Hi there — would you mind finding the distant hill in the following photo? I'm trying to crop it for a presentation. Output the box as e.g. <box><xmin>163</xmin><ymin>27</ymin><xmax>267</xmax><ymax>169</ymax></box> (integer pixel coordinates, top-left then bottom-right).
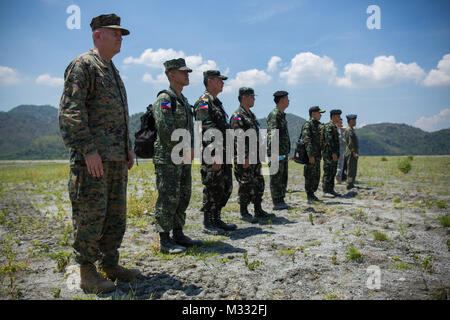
<box><xmin>0</xmin><ymin>105</ymin><xmax>449</xmax><ymax>160</ymax></box>
<box><xmin>0</xmin><ymin>105</ymin><xmax>68</xmax><ymax>159</ymax></box>
<box><xmin>358</xmin><ymin>123</ymin><xmax>450</xmax><ymax>155</ymax></box>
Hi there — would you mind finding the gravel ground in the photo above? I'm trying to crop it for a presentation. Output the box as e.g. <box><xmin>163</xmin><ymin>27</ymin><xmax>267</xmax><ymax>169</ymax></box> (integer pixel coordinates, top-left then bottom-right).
<box><xmin>0</xmin><ymin>157</ymin><xmax>449</xmax><ymax>300</ymax></box>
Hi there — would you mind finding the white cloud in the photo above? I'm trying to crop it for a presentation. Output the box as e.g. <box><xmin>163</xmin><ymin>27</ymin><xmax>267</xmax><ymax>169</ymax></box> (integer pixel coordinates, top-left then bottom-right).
<box><xmin>267</xmin><ymin>56</ymin><xmax>282</xmax><ymax>72</ymax></box>
<box><xmin>223</xmin><ymin>69</ymin><xmax>272</xmax><ymax>93</ymax></box>
<box><xmin>0</xmin><ymin>66</ymin><xmax>21</xmax><ymax>85</ymax></box>
<box><xmin>124</xmin><ymin>48</ymin><xmax>183</xmax><ymax>68</ymax></box>
<box><xmin>35</xmin><ymin>74</ymin><xmax>64</xmax><ymax>87</ymax></box>
<box><xmin>279</xmin><ymin>52</ymin><xmax>337</xmax><ymax>85</ymax></box>
<box><xmin>414</xmin><ymin>108</ymin><xmax>450</xmax><ymax>132</ymax></box>
<box><xmin>142</xmin><ymin>72</ymin><xmax>168</xmax><ymax>85</ymax></box>
<box><xmin>124</xmin><ymin>48</ymin><xmax>219</xmax><ymax>85</ymax></box>
<box><xmin>336</xmin><ymin>55</ymin><xmax>426</xmax><ymax>88</ymax></box>
<box><xmin>422</xmin><ymin>54</ymin><xmax>450</xmax><ymax>87</ymax></box>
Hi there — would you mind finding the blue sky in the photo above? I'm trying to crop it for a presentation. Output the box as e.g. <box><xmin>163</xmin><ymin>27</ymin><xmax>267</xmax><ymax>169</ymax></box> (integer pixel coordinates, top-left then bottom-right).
<box><xmin>1</xmin><ymin>0</ymin><xmax>449</xmax><ymax>131</ymax></box>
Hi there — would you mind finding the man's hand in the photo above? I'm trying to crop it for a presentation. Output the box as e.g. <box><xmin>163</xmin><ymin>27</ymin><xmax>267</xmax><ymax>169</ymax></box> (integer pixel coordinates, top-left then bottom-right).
<box><xmin>212</xmin><ymin>156</ymin><xmax>222</xmax><ymax>171</ymax></box>
<box><xmin>128</xmin><ymin>150</ymin><xmax>134</xmax><ymax>170</ymax></box>
<box><xmin>243</xmin><ymin>158</ymin><xmax>250</xmax><ymax>169</ymax></box>
<box><xmin>181</xmin><ymin>149</ymin><xmax>195</xmax><ymax>165</ymax></box>
<box><xmin>309</xmin><ymin>156</ymin><xmax>315</xmax><ymax>164</ymax></box>
<box><xmin>353</xmin><ymin>152</ymin><xmax>359</xmax><ymax>159</ymax></box>
<box><xmin>332</xmin><ymin>154</ymin><xmax>338</xmax><ymax>162</ymax></box>
<box><xmin>85</xmin><ymin>152</ymin><xmax>103</xmax><ymax>178</ymax></box>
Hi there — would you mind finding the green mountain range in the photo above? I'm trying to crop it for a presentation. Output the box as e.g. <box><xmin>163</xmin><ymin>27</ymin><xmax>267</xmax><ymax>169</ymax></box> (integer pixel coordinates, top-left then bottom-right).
<box><xmin>0</xmin><ymin>105</ymin><xmax>449</xmax><ymax>160</ymax></box>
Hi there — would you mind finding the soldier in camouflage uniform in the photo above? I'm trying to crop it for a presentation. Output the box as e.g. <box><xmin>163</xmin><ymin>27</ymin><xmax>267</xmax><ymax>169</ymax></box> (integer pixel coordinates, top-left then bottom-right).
<box><xmin>230</xmin><ymin>87</ymin><xmax>274</xmax><ymax>222</ymax></box>
<box><xmin>336</xmin><ymin>118</ymin><xmax>347</xmax><ymax>184</ymax></box>
<box><xmin>345</xmin><ymin>114</ymin><xmax>359</xmax><ymax>190</ymax></box>
<box><xmin>152</xmin><ymin>58</ymin><xmax>202</xmax><ymax>254</ymax></box>
<box><xmin>267</xmin><ymin>91</ymin><xmax>291</xmax><ymax>210</ymax></box>
<box><xmin>321</xmin><ymin>109</ymin><xmax>342</xmax><ymax>196</ymax></box>
<box><xmin>59</xmin><ymin>14</ymin><xmax>140</xmax><ymax>294</ymax></box>
<box><xmin>301</xmin><ymin>106</ymin><xmax>325</xmax><ymax>203</ymax></box>
<box><xmin>194</xmin><ymin>70</ymin><xmax>237</xmax><ymax>235</ymax></box>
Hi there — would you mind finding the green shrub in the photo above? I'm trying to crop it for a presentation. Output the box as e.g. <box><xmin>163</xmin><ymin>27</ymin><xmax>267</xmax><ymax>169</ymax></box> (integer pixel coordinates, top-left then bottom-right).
<box><xmin>398</xmin><ymin>158</ymin><xmax>412</xmax><ymax>174</ymax></box>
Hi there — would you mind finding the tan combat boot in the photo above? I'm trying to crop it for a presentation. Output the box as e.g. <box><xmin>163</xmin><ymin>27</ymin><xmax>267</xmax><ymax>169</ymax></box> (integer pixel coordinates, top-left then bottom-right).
<box><xmin>100</xmin><ymin>265</ymin><xmax>141</xmax><ymax>282</ymax></box>
<box><xmin>80</xmin><ymin>263</ymin><xmax>115</xmax><ymax>294</ymax></box>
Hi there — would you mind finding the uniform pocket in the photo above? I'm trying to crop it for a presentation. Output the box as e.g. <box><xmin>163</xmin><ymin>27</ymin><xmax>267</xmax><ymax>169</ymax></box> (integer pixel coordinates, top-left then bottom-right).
<box><xmin>68</xmin><ymin>165</ymin><xmax>84</xmax><ymax>202</ymax></box>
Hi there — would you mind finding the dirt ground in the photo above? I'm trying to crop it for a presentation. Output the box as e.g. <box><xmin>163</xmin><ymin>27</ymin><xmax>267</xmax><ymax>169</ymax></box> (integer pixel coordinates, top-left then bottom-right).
<box><xmin>0</xmin><ymin>156</ymin><xmax>449</xmax><ymax>300</ymax></box>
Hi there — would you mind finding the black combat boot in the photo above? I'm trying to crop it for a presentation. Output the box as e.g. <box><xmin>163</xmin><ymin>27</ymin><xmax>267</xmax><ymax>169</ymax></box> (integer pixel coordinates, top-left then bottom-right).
<box><xmin>203</xmin><ymin>211</ymin><xmax>226</xmax><ymax>235</ymax></box>
<box><xmin>273</xmin><ymin>197</ymin><xmax>288</xmax><ymax>210</ymax></box>
<box><xmin>307</xmin><ymin>192</ymin><xmax>319</xmax><ymax>203</ymax></box>
<box><xmin>212</xmin><ymin>210</ymin><xmax>237</xmax><ymax>231</ymax></box>
<box><xmin>240</xmin><ymin>202</ymin><xmax>257</xmax><ymax>223</ymax></box>
<box><xmin>159</xmin><ymin>232</ymin><xmax>186</xmax><ymax>254</ymax></box>
<box><xmin>329</xmin><ymin>190</ymin><xmax>341</xmax><ymax>197</ymax></box>
<box><xmin>173</xmin><ymin>229</ymin><xmax>202</xmax><ymax>248</ymax></box>
<box><xmin>254</xmin><ymin>201</ymin><xmax>275</xmax><ymax>219</ymax></box>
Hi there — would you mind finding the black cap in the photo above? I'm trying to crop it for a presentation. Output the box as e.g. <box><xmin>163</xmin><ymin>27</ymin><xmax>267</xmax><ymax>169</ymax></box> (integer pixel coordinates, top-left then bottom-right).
<box><xmin>330</xmin><ymin>109</ymin><xmax>342</xmax><ymax>116</ymax></box>
<box><xmin>346</xmin><ymin>114</ymin><xmax>357</xmax><ymax>120</ymax></box>
<box><xmin>273</xmin><ymin>90</ymin><xmax>289</xmax><ymax>97</ymax></box>
<box><xmin>203</xmin><ymin>70</ymin><xmax>228</xmax><ymax>80</ymax></box>
<box><xmin>309</xmin><ymin>106</ymin><xmax>325</xmax><ymax>114</ymax></box>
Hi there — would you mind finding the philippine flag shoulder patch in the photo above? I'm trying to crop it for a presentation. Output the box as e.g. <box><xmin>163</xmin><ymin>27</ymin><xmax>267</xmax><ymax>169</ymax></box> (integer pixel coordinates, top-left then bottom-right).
<box><xmin>161</xmin><ymin>102</ymin><xmax>171</xmax><ymax>110</ymax></box>
<box><xmin>234</xmin><ymin>115</ymin><xmax>242</xmax><ymax>121</ymax></box>
<box><xmin>199</xmin><ymin>103</ymin><xmax>208</xmax><ymax>110</ymax></box>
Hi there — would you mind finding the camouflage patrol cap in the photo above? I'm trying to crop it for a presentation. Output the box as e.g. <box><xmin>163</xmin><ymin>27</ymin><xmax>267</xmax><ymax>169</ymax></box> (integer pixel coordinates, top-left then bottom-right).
<box><xmin>330</xmin><ymin>109</ymin><xmax>342</xmax><ymax>116</ymax></box>
<box><xmin>90</xmin><ymin>14</ymin><xmax>130</xmax><ymax>36</ymax></box>
<box><xmin>309</xmin><ymin>106</ymin><xmax>325</xmax><ymax>114</ymax></box>
<box><xmin>273</xmin><ymin>90</ymin><xmax>289</xmax><ymax>97</ymax></box>
<box><xmin>239</xmin><ymin>87</ymin><xmax>257</xmax><ymax>96</ymax></box>
<box><xmin>164</xmin><ymin>58</ymin><xmax>193</xmax><ymax>72</ymax></box>
<box><xmin>203</xmin><ymin>70</ymin><xmax>228</xmax><ymax>80</ymax></box>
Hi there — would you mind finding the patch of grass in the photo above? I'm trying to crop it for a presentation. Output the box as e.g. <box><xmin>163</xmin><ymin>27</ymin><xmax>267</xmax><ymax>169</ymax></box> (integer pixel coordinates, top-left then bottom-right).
<box><xmin>351</xmin><ymin>226</ymin><xmax>363</xmax><ymax>236</ymax></box>
<box><xmin>436</xmin><ymin>214</ymin><xmax>450</xmax><ymax>227</ymax></box>
<box><xmin>381</xmin><ymin>157</ymin><xmax>388</xmax><ymax>161</ymax></box>
<box><xmin>345</xmin><ymin>245</ymin><xmax>363</xmax><ymax>263</ymax></box>
<box><xmin>48</xmin><ymin>250</ymin><xmax>72</xmax><ymax>272</ymax></box>
<box><xmin>127</xmin><ymin>187</ymin><xmax>158</xmax><ymax>219</ymax></box>
<box><xmin>372</xmin><ymin>230</ymin><xmax>388</xmax><ymax>241</ymax></box>
<box><xmin>436</xmin><ymin>202</ymin><xmax>447</xmax><ymax>209</ymax></box>
<box><xmin>391</xmin><ymin>262</ymin><xmax>413</xmax><ymax>270</ymax></box>
<box><xmin>0</xmin><ymin>235</ymin><xmax>28</xmax><ymax>299</ymax></box>
<box><xmin>279</xmin><ymin>248</ymin><xmax>297</xmax><ymax>256</ymax></box>
<box><xmin>322</xmin><ymin>292</ymin><xmax>343</xmax><ymax>300</ymax></box>
<box><xmin>149</xmin><ymin>242</ymin><xmax>217</xmax><ymax>261</ymax></box>
<box><xmin>243</xmin><ymin>252</ymin><xmax>263</xmax><ymax>271</ymax></box>
<box><xmin>422</xmin><ymin>257</ymin><xmax>433</xmax><ymax>274</ymax></box>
